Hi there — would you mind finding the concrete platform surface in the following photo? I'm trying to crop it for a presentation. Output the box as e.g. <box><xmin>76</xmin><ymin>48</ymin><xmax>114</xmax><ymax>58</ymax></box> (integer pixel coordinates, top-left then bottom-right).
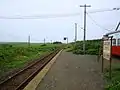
<box><xmin>36</xmin><ymin>51</ymin><xmax>104</xmax><ymax>90</ymax></box>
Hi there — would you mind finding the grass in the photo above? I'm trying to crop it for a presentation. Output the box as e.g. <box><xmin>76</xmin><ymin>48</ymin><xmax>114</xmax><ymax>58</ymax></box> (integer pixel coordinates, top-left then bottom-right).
<box><xmin>64</xmin><ymin>44</ymin><xmax>73</xmax><ymax>52</ymax></box>
<box><xmin>104</xmin><ymin>63</ymin><xmax>120</xmax><ymax>90</ymax></box>
<box><xmin>0</xmin><ymin>43</ymin><xmax>61</xmax><ymax>77</ymax></box>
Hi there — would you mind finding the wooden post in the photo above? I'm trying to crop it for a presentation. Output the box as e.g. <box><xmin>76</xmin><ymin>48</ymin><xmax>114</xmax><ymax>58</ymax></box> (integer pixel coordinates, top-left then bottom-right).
<box><xmin>101</xmin><ymin>38</ymin><xmax>104</xmax><ymax>73</ymax></box>
<box><xmin>109</xmin><ymin>36</ymin><xmax>113</xmax><ymax>80</ymax></box>
<box><xmin>98</xmin><ymin>39</ymin><xmax>103</xmax><ymax>62</ymax></box>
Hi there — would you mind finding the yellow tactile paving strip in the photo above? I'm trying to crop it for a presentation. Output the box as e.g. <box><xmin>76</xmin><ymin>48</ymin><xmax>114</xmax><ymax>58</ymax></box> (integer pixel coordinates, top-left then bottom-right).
<box><xmin>23</xmin><ymin>50</ymin><xmax>63</xmax><ymax>90</ymax></box>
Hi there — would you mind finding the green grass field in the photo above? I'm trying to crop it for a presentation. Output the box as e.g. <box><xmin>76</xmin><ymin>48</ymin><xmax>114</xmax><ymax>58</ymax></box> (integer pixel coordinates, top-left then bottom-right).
<box><xmin>0</xmin><ymin>43</ymin><xmax>62</xmax><ymax>78</ymax></box>
<box><xmin>104</xmin><ymin>62</ymin><xmax>120</xmax><ymax>90</ymax></box>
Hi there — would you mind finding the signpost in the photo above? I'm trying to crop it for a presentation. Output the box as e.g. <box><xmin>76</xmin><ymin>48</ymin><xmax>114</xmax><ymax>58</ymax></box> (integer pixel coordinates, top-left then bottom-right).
<box><xmin>64</xmin><ymin>37</ymin><xmax>68</xmax><ymax>44</ymax></box>
<box><xmin>64</xmin><ymin>37</ymin><xmax>67</xmax><ymax>40</ymax></box>
<box><xmin>102</xmin><ymin>36</ymin><xmax>113</xmax><ymax>79</ymax></box>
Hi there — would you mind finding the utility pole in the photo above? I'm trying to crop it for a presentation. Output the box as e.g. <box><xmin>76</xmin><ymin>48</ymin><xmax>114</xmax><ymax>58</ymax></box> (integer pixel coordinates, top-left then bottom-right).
<box><xmin>80</xmin><ymin>4</ymin><xmax>91</xmax><ymax>54</ymax></box>
<box><xmin>28</xmin><ymin>35</ymin><xmax>30</xmax><ymax>47</ymax></box>
<box><xmin>67</xmin><ymin>37</ymin><xmax>68</xmax><ymax>44</ymax></box>
<box><xmin>51</xmin><ymin>40</ymin><xmax>52</xmax><ymax>44</ymax></box>
<box><xmin>75</xmin><ymin>23</ymin><xmax>77</xmax><ymax>42</ymax></box>
<box><xmin>44</xmin><ymin>38</ymin><xmax>46</xmax><ymax>45</ymax></box>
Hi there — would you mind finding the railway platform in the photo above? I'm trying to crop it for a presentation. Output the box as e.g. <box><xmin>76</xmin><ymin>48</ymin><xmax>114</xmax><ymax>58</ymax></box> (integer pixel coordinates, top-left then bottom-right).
<box><xmin>24</xmin><ymin>50</ymin><xmax>104</xmax><ymax>90</ymax></box>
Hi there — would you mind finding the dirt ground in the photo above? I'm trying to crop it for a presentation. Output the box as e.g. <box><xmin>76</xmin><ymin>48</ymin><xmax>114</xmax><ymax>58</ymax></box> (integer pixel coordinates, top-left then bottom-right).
<box><xmin>36</xmin><ymin>51</ymin><xmax>104</xmax><ymax>90</ymax></box>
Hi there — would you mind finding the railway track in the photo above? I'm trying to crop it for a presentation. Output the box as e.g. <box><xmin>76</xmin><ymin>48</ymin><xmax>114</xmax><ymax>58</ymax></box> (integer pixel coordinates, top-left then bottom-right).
<box><xmin>0</xmin><ymin>49</ymin><xmax>60</xmax><ymax>90</ymax></box>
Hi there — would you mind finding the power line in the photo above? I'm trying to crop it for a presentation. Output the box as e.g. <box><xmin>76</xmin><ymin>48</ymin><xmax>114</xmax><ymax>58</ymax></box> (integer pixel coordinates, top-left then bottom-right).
<box><xmin>0</xmin><ymin>7</ymin><xmax>119</xmax><ymax>19</ymax></box>
<box><xmin>0</xmin><ymin>8</ymin><xmax>118</xmax><ymax>20</ymax></box>
<box><xmin>88</xmin><ymin>8</ymin><xmax>120</xmax><ymax>14</ymax></box>
<box><xmin>0</xmin><ymin>13</ymin><xmax>80</xmax><ymax>19</ymax></box>
<box><xmin>86</xmin><ymin>13</ymin><xmax>112</xmax><ymax>31</ymax></box>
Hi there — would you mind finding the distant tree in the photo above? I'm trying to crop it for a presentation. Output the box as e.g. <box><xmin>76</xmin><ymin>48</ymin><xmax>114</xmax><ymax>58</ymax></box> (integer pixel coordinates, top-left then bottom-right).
<box><xmin>53</xmin><ymin>41</ymin><xmax>62</xmax><ymax>44</ymax></box>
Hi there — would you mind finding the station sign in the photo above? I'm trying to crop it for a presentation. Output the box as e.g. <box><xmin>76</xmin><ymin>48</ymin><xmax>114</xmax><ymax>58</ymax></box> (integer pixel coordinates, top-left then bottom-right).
<box><xmin>103</xmin><ymin>40</ymin><xmax>111</xmax><ymax>60</ymax></box>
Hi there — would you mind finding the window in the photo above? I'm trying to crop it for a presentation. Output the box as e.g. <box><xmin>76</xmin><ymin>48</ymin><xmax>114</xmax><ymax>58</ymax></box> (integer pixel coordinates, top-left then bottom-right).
<box><xmin>117</xmin><ymin>39</ymin><xmax>120</xmax><ymax>46</ymax></box>
<box><xmin>112</xmin><ymin>39</ymin><xmax>116</xmax><ymax>46</ymax></box>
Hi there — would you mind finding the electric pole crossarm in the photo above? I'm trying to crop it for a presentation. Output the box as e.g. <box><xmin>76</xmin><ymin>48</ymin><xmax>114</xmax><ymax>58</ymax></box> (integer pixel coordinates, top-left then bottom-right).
<box><xmin>80</xmin><ymin>5</ymin><xmax>91</xmax><ymax>7</ymax></box>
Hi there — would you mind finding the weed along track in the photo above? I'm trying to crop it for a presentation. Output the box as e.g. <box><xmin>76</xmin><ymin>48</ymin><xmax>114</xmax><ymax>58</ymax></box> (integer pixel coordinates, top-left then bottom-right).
<box><xmin>0</xmin><ymin>49</ymin><xmax>60</xmax><ymax>90</ymax></box>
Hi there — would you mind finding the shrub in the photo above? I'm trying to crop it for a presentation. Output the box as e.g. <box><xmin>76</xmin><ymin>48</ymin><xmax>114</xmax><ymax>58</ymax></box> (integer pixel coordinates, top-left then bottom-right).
<box><xmin>41</xmin><ymin>44</ymin><xmax>46</xmax><ymax>46</ymax></box>
<box><xmin>73</xmin><ymin>49</ymin><xmax>84</xmax><ymax>55</ymax></box>
<box><xmin>53</xmin><ymin>41</ymin><xmax>62</xmax><ymax>44</ymax></box>
<box><xmin>87</xmin><ymin>49</ymin><xmax>98</xmax><ymax>55</ymax></box>
<box><xmin>69</xmin><ymin>39</ymin><xmax>101</xmax><ymax>55</ymax></box>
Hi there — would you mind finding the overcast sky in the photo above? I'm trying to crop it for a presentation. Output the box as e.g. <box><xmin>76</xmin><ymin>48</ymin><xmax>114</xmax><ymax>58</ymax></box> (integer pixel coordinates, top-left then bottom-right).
<box><xmin>0</xmin><ymin>0</ymin><xmax>120</xmax><ymax>43</ymax></box>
